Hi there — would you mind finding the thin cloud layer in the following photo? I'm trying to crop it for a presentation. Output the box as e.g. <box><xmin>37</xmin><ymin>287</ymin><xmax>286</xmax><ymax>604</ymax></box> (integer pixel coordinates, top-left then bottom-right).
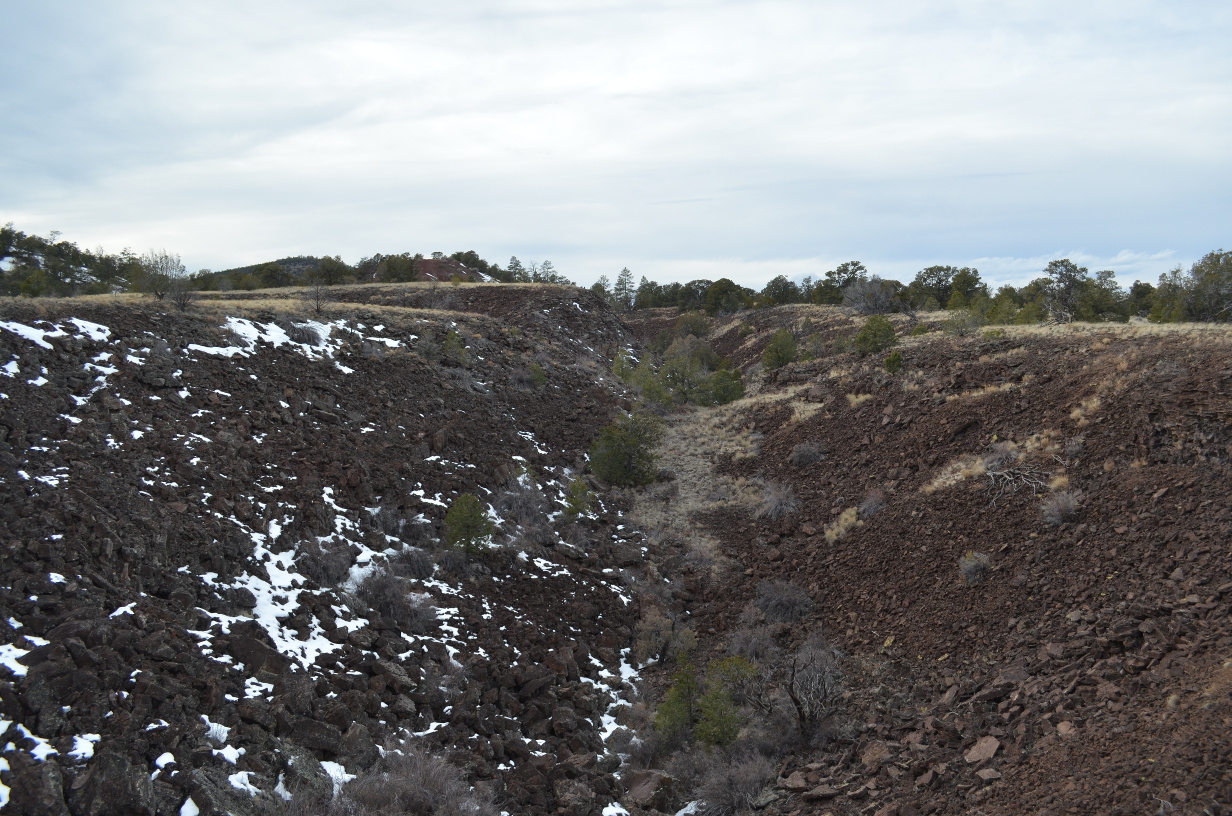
<box><xmin>2</xmin><ymin>0</ymin><xmax>1229</xmax><ymax>287</ymax></box>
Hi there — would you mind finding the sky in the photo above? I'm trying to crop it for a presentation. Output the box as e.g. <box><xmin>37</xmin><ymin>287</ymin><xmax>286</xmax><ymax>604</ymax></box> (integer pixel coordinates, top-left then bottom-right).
<box><xmin>2</xmin><ymin>0</ymin><xmax>1229</xmax><ymax>290</ymax></box>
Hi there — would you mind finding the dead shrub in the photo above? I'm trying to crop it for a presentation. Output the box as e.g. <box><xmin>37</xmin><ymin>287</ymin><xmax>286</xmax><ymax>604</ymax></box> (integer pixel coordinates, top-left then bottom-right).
<box><xmin>787</xmin><ymin>441</ymin><xmax>825</xmax><ymax>467</ymax></box>
<box><xmin>634</xmin><ymin>609</ymin><xmax>696</xmax><ymax>665</ymax></box>
<box><xmin>298</xmin><ymin>540</ymin><xmax>354</xmax><ymax>587</ymax></box>
<box><xmin>403</xmin><ymin>593</ymin><xmax>439</xmax><ymax>635</ymax></box>
<box><xmin>727</xmin><ymin>626</ymin><xmax>778</xmax><ymax>663</ymax></box>
<box><xmin>309</xmin><ymin>740</ymin><xmax>498</xmax><ymax>816</ymax></box>
<box><xmin>392</xmin><ymin>547</ymin><xmax>434</xmax><ymax>580</ymax></box>
<box><xmin>785</xmin><ymin>636</ymin><xmax>844</xmax><ymax>732</ymax></box>
<box><xmin>754</xmin><ymin>482</ymin><xmax>799</xmax><ymax>520</ymax></box>
<box><xmin>436</xmin><ymin>549</ymin><xmax>468</xmax><ymax>576</ymax></box>
<box><xmin>285</xmin><ymin>322</ymin><xmax>321</xmax><ymax>345</ymax></box>
<box><xmin>357</xmin><ymin>568</ymin><xmax>412</xmax><ymax>622</ymax></box>
<box><xmin>370</xmin><ymin>505</ymin><xmax>405</xmax><ymax>537</ymax></box>
<box><xmin>696</xmin><ymin>754</ymin><xmax>774</xmax><ymax>816</ymax></box>
<box><xmin>1041</xmin><ymin>490</ymin><xmax>1083</xmax><ymax>526</ymax></box>
<box><xmin>858</xmin><ymin>489</ymin><xmax>885</xmax><ymax>518</ymax></box>
<box><xmin>754</xmin><ymin>581</ymin><xmax>813</xmax><ymax>623</ymax></box>
<box><xmin>958</xmin><ymin>550</ymin><xmax>991</xmax><ymax>585</ymax></box>
<box><xmin>494</xmin><ymin>486</ymin><xmax>547</xmax><ymax>526</ymax></box>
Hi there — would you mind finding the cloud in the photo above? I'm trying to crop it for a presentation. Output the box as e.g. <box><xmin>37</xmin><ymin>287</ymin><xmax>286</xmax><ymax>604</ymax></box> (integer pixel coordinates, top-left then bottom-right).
<box><xmin>2</xmin><ymin>0</ymin><xmax>1229</xmax><ymax>286</ymax></box>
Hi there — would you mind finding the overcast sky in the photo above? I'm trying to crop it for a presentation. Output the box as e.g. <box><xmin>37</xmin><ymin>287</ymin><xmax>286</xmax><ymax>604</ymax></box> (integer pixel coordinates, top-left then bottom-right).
<box><xmin>3</xmin><ymin>1</ymin><xmax>1229</xmax><ymax>290</ymax></box>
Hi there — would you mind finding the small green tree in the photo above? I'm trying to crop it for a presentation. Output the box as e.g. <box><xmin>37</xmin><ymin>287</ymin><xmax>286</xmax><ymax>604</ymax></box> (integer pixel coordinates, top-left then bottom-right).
<box><xmin>655</xmin><ymin>662</ymin><xmax>701</xmax><ymax>744</ymax></box>
<box><xmin>444</xmin><ymin>493</ymin><xmax>492</xmax><ymax>555</ymax></box>
<box><xmin>694</xmin><ymin>685</ymin><xmax>741</xmax><ymax>747</ymax></box>
<box><xmin>563</xmin><ymin>478</ymin><xmax>594</xmax><ymax>518</ymax></box>
<box><xmin>762</xmin><ymin>329</ymin><xmax>797</xmax><ymax>370</ymax></box>
<box><xmin>854</xmin><ymin>315</ymin><xmax>897</xmax><ymax>355</ymax></box>
<box><xmin>589</xmin><ymin>411</ymin><xmax>664</xmax><ymax>486</ymax></box>
<box><xmin>884</xmin><ymin>349</ymin><xmax>903</xmax><ymax>374</ymax></box>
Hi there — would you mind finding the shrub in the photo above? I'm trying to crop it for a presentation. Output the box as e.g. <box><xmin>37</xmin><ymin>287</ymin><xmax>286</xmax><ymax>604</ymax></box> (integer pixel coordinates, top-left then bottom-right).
<box><xmin>737</xmin><ymin>321</ymin><xmax>753</xmax><ymax>339</ymax></box>
<box><xmin>883</xmin><ymin>349</ymin><xmax>903</xmax><ymax>374</ymax></box>
<box><xmin>392</xmin><ymin>547</ymin><xmax>434</xmax><ymax>580</ymax></box>
<box><xmin>443</xmin><ymin>493</ymin><xmax>492</xmax><ymax>554</ymax></box>
<box><xmin>436</xmin><ymin>548</ymin><xmax>467</xmax><ymax>576</ymax></box>
<box><xmin>695</xmin><ymin>755</ymin><xmax>774</xmax><ymax>816</ymax></box>
<box><xmin>727</xmin><ymin>626</ymin><xmax>778</xmax><ymax>663</ymax></box>
<box><xmin>944</xmin><ymin>309</ymin><xmax>985</xmax><ymax>337</ymax></box>
<box><xmin>589</xmin><ymin>411</ymin><xmax>664</xmax><ymax>486</ymax></box>
<box><xmin>403</xmin><ymin>593</ymin><xmax>439</xmax><ymax>635</ymax></box>
<box><xmin>357</xmin><ymin>568</ymin><xmax>412</xmax><ymax>622</ymax></box>
<box><xmin>694</xmin><ymin>684</ymin><xmax>742</xmax><ymax>748</ymax></box>
<box><xmin>754</xmin><ymin>580</ymin><xmax>813</xmax><ymax>623</ymax></box>
<box><xmin>298</xmin><ymin>540</ymin><xmax>354</xmax><ymax>586</ymax></box>
<box><xmin>563</xmin><ymin>478</ymin><xmax>594</xmax><ymax>518</ymax></box>
<box><xmin>843</xmin><ymin>276</ymin><xmax>903</xmax><ymax>315</ymax></box>
<box><xmin>958</xmin><ymin>550</ymin><xmax>991</xmax><ymax>585</ymax></box>
<box><xmin>442</xmin><ymin>330</ymin><xmax>470</xmax><ymax>366</ymax></box>
<box><xmin>527</xmin><ymin>362</ymin><xmax>547</xmax><ymax>387</ymax></box>
<box><xmin>1041</xmin><ymin>490</ymin><xmax>1082</xmax><ymax>526</ymax></box>
<box><xmin>655</xmin><ymin>662</ymin><xmax>702</xmax><ymax>744</ymax></box>
<box><xmin>676</xmin><ymin>311</ymin><xmax>711</xmax><ymax>338</ymax></box>
<box><xmin>909</xmin><ymin>322</ymin><xmax>932</xmax><ymax>336</ymax></box>
<box><xmin>762</xmin><ymin>329</ymin><xmax>797</xmax><ymax>370</ymax></box>
<box><xmin>784</xmin><ymin>636</ymin><xmax>843</xmax><ymax>731</ymax></box>
<box><xmin>634</xmin><ymin>609</ymin><xmax>696</xmax><ymax>665</ymax></box>
<box><xmin>858</xmin><ymin>489</ymin><xmax>886</xmax><ymax>518</ymax></box>
<box><xmin>854</xmin><ymin>315</ymin><xmax>897</xmax><ymax>355</ymax></box>
<box><xmin>285</xmin><ymin>322</ymin><xmax>321</xmax><ymax>345</ymax></box>
<box><xmin>494</xmin><ymin>485</ymin><xmax>547</xmax><ymax>526</ymax></box>
<box><xmin>787</xmin><ymin>441</ymin><xmax>826</xmax><ymax>466</ymax></box>
<box><xmin>983</xmin><ymin>328</ymin><xmax>1006</xmax><ymax>340</ymax></box>
<box><xmin>693</xmin><ymin>368</ymin><xmax>744</xmax><ymax>406</ymax></box>
<box><xmin>310</xmin><ymin>740</ymin><xmax>498</xmax><ymax>816</ymax></box>
<box><xmin>754</xmin><ymin>482</ymin><xmax>799</xmax><ymax>520</ymax></box>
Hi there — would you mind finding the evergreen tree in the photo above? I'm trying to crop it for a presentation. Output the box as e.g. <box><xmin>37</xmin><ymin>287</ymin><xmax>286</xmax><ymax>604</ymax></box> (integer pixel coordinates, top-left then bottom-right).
<box><xmin>613</xmin><ymin>267</ymin><xmax>636</xmax><ymax>312</ymax></box>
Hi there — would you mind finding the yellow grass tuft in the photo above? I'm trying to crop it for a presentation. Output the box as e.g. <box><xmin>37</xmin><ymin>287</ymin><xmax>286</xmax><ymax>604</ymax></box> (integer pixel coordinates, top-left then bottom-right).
<box><xmin>824</xmin><ymin>508</ymin><xmax>863</xmax><ymax>544</ymax></box>
<box><xmin>922</xmin><ymin>455</ymin><xmax>986</xmax><ymax>494</ymax></box>
<box><xmin>1070</xmin><ymin>396</ymin><xmax>1101</xmax><ymax>426</ymax></box>
<box><xmin>847</xmin><ymin>393</ymin><xmax>874</xmax><ymax>408</ymax></box>
<box><xmin>945</xmin><ymin>382</ymin><xmax>1017</xmax><ymax>402</ymax></box>
<box><xmin>1049</xmin><ymin>474</ymin><xmax>1070</xmax><ymax>491</ymax></box>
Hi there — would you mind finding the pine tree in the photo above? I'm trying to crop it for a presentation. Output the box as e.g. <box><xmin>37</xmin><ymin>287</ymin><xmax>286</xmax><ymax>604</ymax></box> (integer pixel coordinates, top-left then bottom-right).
<box><xmin>613</xmin><ymin>267</ymin><xmax>635</xmax><ymax>312</ymax></box>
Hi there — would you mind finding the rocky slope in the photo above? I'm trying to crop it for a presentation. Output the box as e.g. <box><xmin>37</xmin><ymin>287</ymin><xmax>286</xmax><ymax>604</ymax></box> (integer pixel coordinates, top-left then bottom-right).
<box><xmin>0</xmin><ymin>284</ymin><xmax>649</xmax><ymax>816</ymax></box>
<box><xmin>623</xmin><ymin>307</ymin><xmax>1232</xmax><ymax>816</ymax></box>
<box><xmin>4</xmin><ymin>286</ymin><xmax>1230</xmax><ymax>816</ymax></box>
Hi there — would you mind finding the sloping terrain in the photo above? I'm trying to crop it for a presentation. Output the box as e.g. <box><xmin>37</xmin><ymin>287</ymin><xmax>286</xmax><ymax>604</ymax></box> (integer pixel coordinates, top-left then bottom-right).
<box><xmin>0</xmin><ymin>285</ymin><xmax>648</xmax><ymax>816</ymax></box>
<box><xmin>3</xmin><ymin>288</ymin><xmax>1230</xmax><ymax>816</ymax></box>
<box><xmin>623</xmin><ymin>308</ymin><xmax>1232</xmax><ymax>816</ymax></box>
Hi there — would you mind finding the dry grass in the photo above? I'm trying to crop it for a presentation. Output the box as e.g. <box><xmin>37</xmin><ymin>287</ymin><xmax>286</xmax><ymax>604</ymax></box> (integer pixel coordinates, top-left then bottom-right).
<box><xmin>945</xmin><ymin>382</ymin><xmax>1018</xmax><ymax>402</ymax></box>
<box><xmin>824</xmin><ymin>507</ymin><xmax>862</xmax><ymax>544</ymax></box>
<box><xmin>922</xmin><ymin>454</ymin><xmax>987</xmax><ymax>494</ymax></box>
<box><xmin>1070</xmin><ymin>396</ymin><xmax>1102</xmax><ymax>426</ymax></box>
<box><xmin>846</xmin><ymin>393</ymin><xmax>874</xmax><ymax>408</ymax></box>
<box><xmin>789</xmin><ymin>400</ymin><xmax>823</xmax><ymax>424</ymax></box>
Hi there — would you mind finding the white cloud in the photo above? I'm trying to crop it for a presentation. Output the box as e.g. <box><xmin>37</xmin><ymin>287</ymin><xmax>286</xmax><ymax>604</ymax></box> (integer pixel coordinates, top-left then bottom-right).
<box><xmin>2</xmin><ymin>0</ymin><xmax>1228</xmax><ymax>287</ymax></box>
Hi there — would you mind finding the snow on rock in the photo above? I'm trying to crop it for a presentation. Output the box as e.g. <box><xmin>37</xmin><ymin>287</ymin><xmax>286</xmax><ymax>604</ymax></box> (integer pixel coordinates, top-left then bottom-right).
<box><xmin>69</xmin><ymin>733</ymin><xmax>101</xmax><ymax>760</ymax></box>
<box><xmin>0</xmin><ymin>643</ymin><xmax>30</xmax><ymax>676</ymax></box>
<box><xmin>321</xmin><ymin>760</ymin><xmax>356</xmax><ymax>795</ymax></box>
<box><xmin>229</xmin><ymin>770</ymin><xmax>262</xmax><ymax>796</ymax></box>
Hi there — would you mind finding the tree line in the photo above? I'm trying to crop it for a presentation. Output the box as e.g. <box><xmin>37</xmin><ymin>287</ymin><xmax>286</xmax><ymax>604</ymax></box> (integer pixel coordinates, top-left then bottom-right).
<box><xmin>0</xmin><ymin>223</ymin><xmax>572</xmax><ymax>297</ymax></box>
<box><xmin>4</xmin><ymin>223</ymin><xmax>1228</xmax><ymax>325</ymax></box>
<box><xmin>590</xmin><ymin>252</ymin><xmax>1231</xmax><ymax>325</ymax></box>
